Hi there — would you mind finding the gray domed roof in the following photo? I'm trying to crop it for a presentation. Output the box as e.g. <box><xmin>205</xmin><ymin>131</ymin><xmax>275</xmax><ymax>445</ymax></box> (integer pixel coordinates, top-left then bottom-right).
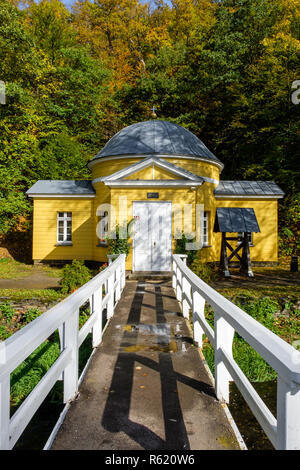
<box><xmin>90</xmin><ymin>120</ymin><xmax>223</xmax><ymax>167</ymax></box>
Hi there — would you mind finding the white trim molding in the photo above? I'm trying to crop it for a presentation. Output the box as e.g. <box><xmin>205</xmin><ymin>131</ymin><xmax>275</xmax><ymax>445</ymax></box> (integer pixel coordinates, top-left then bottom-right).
<box><xmin>87</xmin><ymin>153</ymin><xmax>224</xmax><ymax>172</ymax></box>
<box><xmin>103</xmin><ymin>180</ymin><xmax>205</xmax><ymax>188</ymax></box>
<box><xmin>97</xmin><ymin>156</ymin><xmax>204</xmax><ymax>183</ymax></box>
<box><xmin>215</xmin><ymin>195</ymin><xmax>284</xmax><ymax>200</ymax></box>
<box><xmin>27</xmin><ymin>194</ymin><xmax>95</xmax><ymax>198</ymax></box>
<box><xmin>91</xmin><ymin>156</ymin><xmax>219</xmax><ymax>187</ymax></box>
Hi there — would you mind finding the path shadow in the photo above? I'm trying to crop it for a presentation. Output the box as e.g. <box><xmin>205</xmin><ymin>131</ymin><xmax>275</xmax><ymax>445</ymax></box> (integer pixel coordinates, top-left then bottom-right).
<box><xmin>101</xmin><ymin>281</ymin><xmax>216</xmax><ymax>450</ymax></box>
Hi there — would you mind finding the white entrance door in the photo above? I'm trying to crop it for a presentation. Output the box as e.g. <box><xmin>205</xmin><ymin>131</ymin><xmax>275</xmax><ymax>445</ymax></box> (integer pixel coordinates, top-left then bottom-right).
<box><xmin>133</xmin><ymin>202</ymin><xmax>172</xmax><ymax>271</ymax></box>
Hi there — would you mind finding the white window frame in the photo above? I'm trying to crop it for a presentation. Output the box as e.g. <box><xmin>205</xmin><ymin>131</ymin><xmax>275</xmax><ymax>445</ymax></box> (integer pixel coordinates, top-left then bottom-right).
<box><xmin>57</xmin><ymin>212</ymin><xmax>72</xmax><ymax>244</ymax></box>
<box><xmin>202</xmin><ymin>211</ymin><xmax>209</xmax><ymax>247</ymax></box>
<box><xmin>238</xmin><ymin>232</ymin><xmax>254</xmax><ymax>246</ymax></box>
<box><xmin>97</xmin><ymin>210</ymin><xmax>109</xmax><ymax>246</ymax></box>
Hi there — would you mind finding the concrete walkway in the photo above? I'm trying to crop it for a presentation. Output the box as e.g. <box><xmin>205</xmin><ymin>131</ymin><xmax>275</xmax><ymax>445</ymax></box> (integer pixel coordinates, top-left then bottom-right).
<box><xmin>51</xmin><ymin>280</ymin><xmax>241</xmax><ymax>450</ymax></box>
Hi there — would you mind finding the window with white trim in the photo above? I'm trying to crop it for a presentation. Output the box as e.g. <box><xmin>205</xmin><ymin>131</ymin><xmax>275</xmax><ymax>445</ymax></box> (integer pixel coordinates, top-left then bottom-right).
<box><xmin>97</xmin><ymin>210</ymin><xmax>109</xmax><ymax>245</ymax></box>
<box><xmin>203</xmin><ymin>211</ymin><xmax>209</xmax><ymax>246</ymax></box>
<box><xmin>238</xmin><ymin>232</ymin><xmax>254</xmax><ymax>246</ymax></box>
<box><xmin>57</xmin><ymin>212</ymin><xmax>72</xmax><ymax>244</ymax></box>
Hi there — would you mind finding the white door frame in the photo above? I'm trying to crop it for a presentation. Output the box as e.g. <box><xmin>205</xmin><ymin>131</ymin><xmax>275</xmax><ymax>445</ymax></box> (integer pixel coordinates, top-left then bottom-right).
<box><xmin>132</xmin><ymin>201</ymin><xmax>172</xmax><ymax>272</ymax></box>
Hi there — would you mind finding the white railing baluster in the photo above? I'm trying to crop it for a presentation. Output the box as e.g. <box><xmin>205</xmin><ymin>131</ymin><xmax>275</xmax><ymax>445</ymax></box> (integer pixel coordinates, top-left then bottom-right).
<box><xmin>172</xmin><ymin>260</ymin><xmax>176</xmax><ymax>289</ymax></box>
<box><xmin>277</xmin><ymin>377</ymin><xmax>300</xmax><ymax>450</ymax></box>
<box><xmin>121</xmin><ymin>256</ymin><xmax>126</xmax><ymax>290</ymax></box>
<box><xmin>63</xmin><ymin>308</ymin><xmax>79</xmax><ymax>403</ymax></box>
<box><xmin>192</xmin><ymin>290</ymin><xmax>205</xmax><ymax>347</ymax></box>
<box><xmin>182</xmin><ymin>277</ymin><xmax>190</xmax><ymax>319</ymax></box>
<box><xmin>115</xmin><ymin>266</ymin><xmax>121</xmax><ymax>302</ymax></box>
<box><xmin>0</xmin><ymin>254</ymin><xmax>126</xmax><ymax>450</ymax></box>
<box><xmin>172</xmin><ymin>254</ymin><xmax>300</xmax><ymax>450</ymax></box>
<box><xmin>92</xmin><ymin>287</ymin><xmax>103</xmax><ymax>348</ymax></box>
<box><xmin>0</xmin><ymin>373</ymin><xmax>10</xmax><ymax>450</ymax></box>
<box><xmin>107</xmin><ymin>273</ymin><xmax>114</xmax><ymax>319</ymax></box>
<box><xmin>214</xmin><ymin>312</ymin><xmax>234</xmax><ymax>403</ymax></box>
<box><xmin>176</xmin><ymin>267</ymin><xmax>182</xmax><ymax>302</ymax></box>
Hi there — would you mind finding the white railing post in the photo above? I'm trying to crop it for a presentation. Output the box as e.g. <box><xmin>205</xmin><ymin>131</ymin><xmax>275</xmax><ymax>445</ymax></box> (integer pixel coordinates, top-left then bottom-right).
<box><xmin>182</xmin><ymin>277</ymin><xmax>190</xmax><ymax>319</ymax></box>
<box><xmin>214</xmin><ymin>311</ymin><xmax>234</xmax><ymax>403</ymax></box>
<box><xmin>0</xmin><ymin>373</ymin><xmax>10</xmax><ymax>450</ymax></box>
<box><xmin>115</xmin><ymin>266</ymin><xmax>121</xmax><ymax>302</ymax></box>
<box><xmin>107</xmin><ymin>273</ymin><xmax>114</xmax><ymax>319</ymax></box>
<box><xmin>172</xmin><ymin>259</ymin><xmax>176</xmax><ymax>289</ymax></box>
<box><xmin>192</xmin><ymin>290</ymin><xmax>206</xmax><ymax>347</ymax></box>
<box><xmin>176</xmin><ymin>267</ymin><xmax>182</xmax><ymax>302</ymax></box>
<box><xmin>276</xmin><ymin>376</ymin><xmax>300</xmax><ymax>449</ymax></box>
<box><xmin>180</xmin><ymin>254</ymin><xmax>187</xmax><ymax>265</ymax></box>
<box><xmin>63</xmin><ymin>308</ymin><xmax>79</xmax><ymax>403</ymax></box>
<box><xmin>92</xmin><ymin>287</ymin><xmax>103</xmax><ymax>348</ymax></box>
<box><xmin>121</xmin><ymin>255</ymin><xmax>126</xmax><ymax>290</ymax></box>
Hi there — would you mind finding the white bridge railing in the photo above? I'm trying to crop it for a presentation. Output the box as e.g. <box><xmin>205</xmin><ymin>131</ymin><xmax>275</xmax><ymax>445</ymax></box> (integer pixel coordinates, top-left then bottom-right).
<box><xmin>0</xmin><ymin>254</ymin><xmax>126</xmax><ymax>450</ymax></box>
<box><xmin>173</xmin><ymin>254</ymin><xmax>300</xmax><ymax>450</ymax></box>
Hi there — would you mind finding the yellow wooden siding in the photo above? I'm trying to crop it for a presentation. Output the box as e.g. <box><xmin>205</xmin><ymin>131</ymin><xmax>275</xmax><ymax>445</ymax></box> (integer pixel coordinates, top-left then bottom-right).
<box><xmin>200</xmin><ymin>199</ymin><xmax>278</xmax><ymax>263</ymax></box>
<box><xmin>91</xmin><ymin>157</ymin><xmax>220</xmax><ymax>182</ymax></box>
<box><xmin>124</xmin><ymin>165</ymin><xmax>180</xmax><ymax>180</ymax></box>
<box><xmin>32</xmin><ymin>198</ymin><xmax>94</xmax><ymax>261</ymax></box>
<box><xmin>31</xmin><ymin>174</ymin><xmax>279</xmax><ymax>267</ymax></box>
<box><xmin>165</xmin><ymin>158</ymin><xmax>220</xmax><ymax>181</ymax></box>
<box><xmin>124</xmin><ymin>166</ymin><xmax>153</xmax><ymax>180</ymax></box>
<box><xmin>92</xmin><ymin>183</ymin><xmax>112</xmax><ymax>262</ymax></box>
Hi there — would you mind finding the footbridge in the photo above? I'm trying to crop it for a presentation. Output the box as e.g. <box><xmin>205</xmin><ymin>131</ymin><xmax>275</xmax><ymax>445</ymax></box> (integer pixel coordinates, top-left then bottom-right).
<box><xmin>1</xmin><ymin>254</ymin><xmax>299</xmax><ymax>450</ymax></box>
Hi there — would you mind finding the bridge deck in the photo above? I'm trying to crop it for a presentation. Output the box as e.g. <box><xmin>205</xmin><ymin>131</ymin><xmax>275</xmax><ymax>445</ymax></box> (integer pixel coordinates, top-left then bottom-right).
<box><xmin>51</xmin><ymin>280</ymin><xmax>241</xmax><ymax>450</ymax></box>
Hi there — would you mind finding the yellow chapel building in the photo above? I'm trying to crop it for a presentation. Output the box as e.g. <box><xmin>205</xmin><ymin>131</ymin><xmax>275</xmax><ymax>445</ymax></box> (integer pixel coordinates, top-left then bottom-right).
<box><xmin>27</xmin><ymin>120</ymin><xmax>284</xmax><ymax>271</ymax></box>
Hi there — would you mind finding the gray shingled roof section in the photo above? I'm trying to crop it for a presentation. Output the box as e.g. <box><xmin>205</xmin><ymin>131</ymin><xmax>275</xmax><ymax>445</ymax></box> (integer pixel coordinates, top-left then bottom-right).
<box><xmin>26</xmin><ymin>180</ymin><xmax>95</xmax><ymax>195</ymax></box>
<box><xmin>214</xmin><ymin>208</ymin><xmax>260</xmax><ymax>233</ymax></box>
<box><xmin>215</xmin><ymin>181</ymin><xmax>284</xmax><ymax>196</ymax></box>
<box><xmin>91</xmin><ymin>120</ymin><xmax>222</xmax><ymax>165</ymax></box>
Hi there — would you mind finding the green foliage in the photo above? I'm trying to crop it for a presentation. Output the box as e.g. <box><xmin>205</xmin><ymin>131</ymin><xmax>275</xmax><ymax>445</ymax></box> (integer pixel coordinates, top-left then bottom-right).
<box><xmin>202</xmin><ymin>291</ymin><xmax>295</xmax><ymax>383</ymax></box>
<box><xmin>0</xmin><ymin>288</ymin><xmax>63</xmax><ymax>302</ymax></box>
<box><xmin>174</xmin><ymin>232</ymin><xmax>197</xmax><ymax>265</ymax></box>
<box><xmin>190</xmin><ymin>257</ymin><xmax>216</xmax><ymax>284</ymax></box>
<box><xmin>59</xmin><ymin>259</ymin><xmax>92</xmax><ymax>294</ymax></box>
<box><xmin>0</xmin><ymin>324</ymin><xmax>11</xmax><ymax>340</ymax></box>
<box><xmin>278</xmin><ymin>193</ymin><xmax>300</xmax><ymax>256</ymax></box>
<box><xmin>107</xmin><ymin>223</ymin><xmax>132</xmax><ymax>256</ymax></box>
<box><xmin>0</xmin><ymin>0</ymin><xmax>299</xmax><ymax>250</ymax></box>
<box><xmin>0</xmin><ymin>302</ymin><xmax>15</xmax><ymax>321</ymax></box>
<box><xmin>0</xmin><ymin>0</ymin><xmax>112</xmax><ymax>237</ymax></box>
<box><xmin>23</xmin><ymin>307</ymin><xmax>42</xmax><ymax>324</ymax></box>
<box><xmin>240</xmin><ymin>296</ymin><xmax>278</xmax><ymax>329</ymax></box>
<box><xmin>10</xmin><ymin>337</ymin><xmax>61</xmax><ymax>407</ymax></box>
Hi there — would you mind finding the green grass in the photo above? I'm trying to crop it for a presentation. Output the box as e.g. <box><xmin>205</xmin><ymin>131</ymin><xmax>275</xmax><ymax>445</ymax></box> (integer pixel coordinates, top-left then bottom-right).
<box><xmin>0</xmin><ymin>258</ymin><xmax>62</xmax><ymax>280</ymax></box>
<box><xmin>2</xmin><ymin>301</ymin><xmax>94</xmax><ymax>411</ymax></box>
<box><xmin>201</xmin><ymin>290</ymin><xmax>300</xmax><ymax>383</ymax></box>
<box><xmin>0</xmin><ymin>258</ymin><xmax>33</xmax><ymax>279</ymax></box>
<box><xmin>10</xmin><ymin>335</ymin><xmax>61</xmax><ymax>408</ymax></box>
<box><xmin>0</xmin><ymin>288</ymin><xmax>64</xmax><ymax>302</ymax></box>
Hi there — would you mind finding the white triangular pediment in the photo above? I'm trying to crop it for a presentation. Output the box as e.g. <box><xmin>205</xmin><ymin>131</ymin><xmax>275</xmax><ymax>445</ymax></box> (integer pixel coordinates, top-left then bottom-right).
<box><xmin>91</xmin><ymin>156</ymin><xmax>220</xmax><ymax>188</ymax></box>
<box><xmin>97</xmin><ymin>156</ymin><xmax>204</xmax><ymax>183</ymax></box>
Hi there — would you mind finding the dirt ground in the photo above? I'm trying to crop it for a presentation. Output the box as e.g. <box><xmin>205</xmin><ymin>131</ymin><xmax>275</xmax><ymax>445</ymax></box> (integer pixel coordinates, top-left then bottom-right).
<box><xmin>0</xmin><ymin>270</ymin><xmax>60</xmax><ymax>289</ymax></box>
<box><xmin>211</xmin><ymin>267</ymin><xmax>300</xmax><ymax>290</ymax></box>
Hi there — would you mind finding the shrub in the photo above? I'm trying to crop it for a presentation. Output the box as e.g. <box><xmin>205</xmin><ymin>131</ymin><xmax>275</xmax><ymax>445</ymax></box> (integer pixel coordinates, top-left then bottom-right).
<box><xmin>190</xmin><ymin>257</ymin><xmax>216</xmax><ymax>283</ymax></box>
<box><xmin>174</xmin><ymin>232</ymin><xmax>197</xmax><ymax>265</ymax></box>
<box><xmin>0</xmin><ymin>302</ymin><xmax>15</xmax><ymax>322</ymax></box>
<box><xmin>107</xmin><ymin>223</ymin><xmax>131</xmax><ymax>256</ymax></box>
<box><xmin>59</xmin><ymin>260</ymin><xmax>92</xmax><ymax>294</ymax></box>
<box><xmin>99</xmin><ymin>262</ymin><xmax>108</xmax><ymax>273</ymax></box>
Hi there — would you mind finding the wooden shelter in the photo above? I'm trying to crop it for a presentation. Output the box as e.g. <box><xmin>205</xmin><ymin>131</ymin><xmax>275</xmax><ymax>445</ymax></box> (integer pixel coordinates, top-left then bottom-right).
<box><xmin>214</xmin><ymin>207</ymin><xmax>260</xmax><ymax>277</ymax></box>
